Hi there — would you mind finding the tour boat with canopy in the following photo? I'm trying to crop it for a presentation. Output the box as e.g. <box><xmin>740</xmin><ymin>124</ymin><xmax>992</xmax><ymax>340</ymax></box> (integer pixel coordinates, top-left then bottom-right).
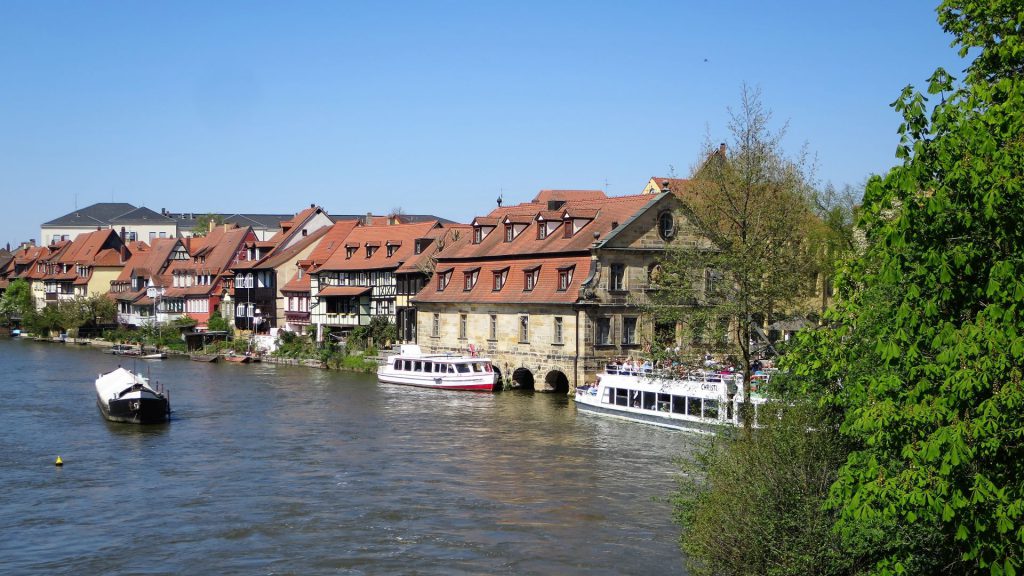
<box><xmin>377</xmin><ymin>344</ymin><xmax>498</xmax><ymax>391</ymax></box>
<box><xmin>574</xmin><ymin>363</ymin><xmax>770</xmax><ymax>433</ymax></box>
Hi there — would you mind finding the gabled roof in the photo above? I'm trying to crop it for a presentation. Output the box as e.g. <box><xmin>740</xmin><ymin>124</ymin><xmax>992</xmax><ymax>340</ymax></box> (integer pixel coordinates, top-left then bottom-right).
<box><xmin>169</xmin><ymin>225</ymin><xmax>252</xmax><ymax>278</ymax></box>
<box><xmin>319</xmin><ymin>221</ymin><xmax>441</xmax><ymax>272</ymax></box>
<box><xmin>451</xmin><ymin>192</ymin><xmax>654</xmax><ymax>259</ymax></box>
<box><xmin>42</xmin><ymin>202</ymin><xmax>137</xmax><ymax>227</ymax></box>
<box><xmin>307</xmin><ymin>220</ymin><xmax>359</xmax><ymax>266</ymax></box>
<box><xmin>55</xmin><ymin>229</ymin><xmax>126</xmax><ymax>266</ymax></box>
<box><xmin>647</xmin><ymin>177</ymin><xmax>698</xmax><ymax>201</ymax></box>
<box><xmin>242</xmin><ymin>225</ymin><xmax>332</xmax><ymax>271</ymax></box>
<box><xmin>534</xmin><ymin>189</ymin><xmax>606</xmax><ymax>203</ymax></box>
<box><xmin>114</xmin><ymin>238</ymin><xmax>181</xmax><ymax>283</ymax></box>
<box><xmin>395</xmin><ymin>224</ymin><xmax>472</xmax><ymax>274</ymax></box>
<box><xmin>109</xmin><ymin>207</ymin><xmax>176</xmax><ymax>225</ymax></box>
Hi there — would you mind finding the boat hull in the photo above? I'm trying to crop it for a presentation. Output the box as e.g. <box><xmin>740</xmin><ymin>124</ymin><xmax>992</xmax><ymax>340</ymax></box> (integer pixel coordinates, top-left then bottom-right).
<box><xmin>574</xmin><ymin>397</ymin><xmax>718</xmax><ymax>434</ymax></box>
<box><xmin>96</xmin><ymin>394</ymin><xmax>170</xmax><ymax>424</ymax></box>
<box><xmin>190</xmin><ymin>354</ymin><xmax>218</xmax><ymax>362</ymax></box>
<box><xmin>377</xmin><ymin>373</ymin><xmax>497</xmax><ymax>391</ymax></box>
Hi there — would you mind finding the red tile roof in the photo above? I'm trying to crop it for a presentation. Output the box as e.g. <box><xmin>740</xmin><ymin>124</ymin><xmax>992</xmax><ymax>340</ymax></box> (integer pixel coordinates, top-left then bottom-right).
<box><xmin>307</xmin><ymin>221</ymin><xmax>359</xmax><ymax>266</ymax></box>
<box><xmin>414</xmin><ymin>255</ymin><xmax>591</xmax><ymax>304</ymax></box>
<box><xmin>449</xmin><ymin>193</ymin><xmax>656</xmax><ymax>259</ymax></box>
<box><xmin>319</xmin><ymin>286</ymin><xmax>372</xmax><ymax>297</ymax></box>
<box><xmin>114</xmin><ymin>238</ymin><xmax>181</xmax><ymax>284</ymax></box>
<box><xmin>319</xmin><ymin>221</ymin><xmax>440</xmax><ymax>272</ymax></box>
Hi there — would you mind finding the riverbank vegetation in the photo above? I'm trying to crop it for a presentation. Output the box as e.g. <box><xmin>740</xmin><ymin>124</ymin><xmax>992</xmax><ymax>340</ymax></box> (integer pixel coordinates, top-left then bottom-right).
<box><xmin>673</xmin><ymin>2</ymin><xmax>1024</xmax><ymax>574</ymax></box>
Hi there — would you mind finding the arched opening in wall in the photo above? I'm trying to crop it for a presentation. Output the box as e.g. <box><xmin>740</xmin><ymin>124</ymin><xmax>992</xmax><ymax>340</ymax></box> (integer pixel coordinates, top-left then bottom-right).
<box><xmin>543</xmin><ymin>370</ymin><xmax>570</xmax><ymax>394</ymax></box>
<box><xmin>511</xmin><ymin>367</ymin><xmax>535</xmax><ymax>390</ymax></box>
<box><xmin>492</xmin><ymin>366</ymin><xmax>504</xmax><ymax>390</ymax></box>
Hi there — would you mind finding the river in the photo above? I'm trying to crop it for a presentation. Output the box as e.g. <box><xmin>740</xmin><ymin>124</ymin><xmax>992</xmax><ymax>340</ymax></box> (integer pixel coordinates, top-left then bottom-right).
<box><xmin>0</xmin><ymin>339</ymin><xmax>697</xmax><ymax>575</ymax></box>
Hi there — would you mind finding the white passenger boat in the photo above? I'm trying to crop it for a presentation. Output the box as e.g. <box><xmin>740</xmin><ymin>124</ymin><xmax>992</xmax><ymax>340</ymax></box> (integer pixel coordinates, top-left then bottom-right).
<box><xmin>95</xmin><ymin>367</ymin><xmax>171</xmax><ymax>424</ymax></box>
<box><xmin>377</xmin><ymin>344</ymin><xmax>498</xmax><ymax>391</ymax></box>
<box><xmin>574</xmin><ymin>365</ymin><xmax>770</xmax><ymax>433</ymax></box>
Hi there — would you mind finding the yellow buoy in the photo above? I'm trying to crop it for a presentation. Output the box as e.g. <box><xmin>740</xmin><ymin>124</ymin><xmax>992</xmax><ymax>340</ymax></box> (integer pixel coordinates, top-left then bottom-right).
<box><xmin>55</xmin><ymin>456</ymin><xmax>63</xmax><ymax>467</ymax></box>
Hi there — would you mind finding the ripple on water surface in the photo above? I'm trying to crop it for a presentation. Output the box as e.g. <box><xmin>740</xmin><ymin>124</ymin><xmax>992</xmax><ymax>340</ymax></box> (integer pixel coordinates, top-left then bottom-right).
<box><xmin>0</xmin><ymin>340</ymin><xmax>699</xmax><ymax>575</ymax></box>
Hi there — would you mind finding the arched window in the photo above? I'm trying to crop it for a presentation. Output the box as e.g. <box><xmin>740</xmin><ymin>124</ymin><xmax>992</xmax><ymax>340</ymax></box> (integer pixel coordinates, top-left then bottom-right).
<box><xmin>658</xmin><ymin>211</ymin><xmax>675</xmax><ymax>240</ymax></box>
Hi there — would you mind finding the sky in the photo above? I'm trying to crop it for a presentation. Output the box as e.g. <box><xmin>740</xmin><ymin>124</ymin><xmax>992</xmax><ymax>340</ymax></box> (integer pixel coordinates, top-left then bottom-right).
<box><xmin>0</xmin><ymin>1</ymin><xmax>967</xmax><ymax>248</ymax></box>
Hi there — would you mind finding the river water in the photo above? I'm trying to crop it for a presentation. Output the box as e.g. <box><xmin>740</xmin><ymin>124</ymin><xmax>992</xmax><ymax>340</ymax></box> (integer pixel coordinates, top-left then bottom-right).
<box><xmin>0</xmin><ymin>339</ymin><xmax>696</xmax><ymax>575</ymax></box>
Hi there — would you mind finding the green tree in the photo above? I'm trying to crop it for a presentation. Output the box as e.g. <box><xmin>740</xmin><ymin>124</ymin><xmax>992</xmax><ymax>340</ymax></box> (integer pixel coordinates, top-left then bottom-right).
<box><xmin>191</xmin><ymin>213</ymin><xmax>225</xmax><ymax>237</ymax></box>
<box><xmin>787</xmin><ymin>2</ymin><xmax>1024</xmax><ymax>573</ymax></box>
<box><xmin>0</xmin><ymin>278</ymin><xmax>34</xmax><ymax>324</ymax></box>
<box><xmin>206</xmin><ymin>313</ymin><xmax>231</xmax><ymax>334</ymax></box>
<box><xmin>650</xmin><ymin>86</ymin><xmax>818</xmax><ymax>427</ymax></box>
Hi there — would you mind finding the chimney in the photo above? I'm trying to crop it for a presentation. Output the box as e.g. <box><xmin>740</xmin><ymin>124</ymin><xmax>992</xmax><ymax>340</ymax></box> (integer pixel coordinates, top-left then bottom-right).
<box><xmin>719</xmin><ymin>142</ymin><xmax>727</xmax><ymax>156</ymax></box>
<box><xmin>661</xmin><ymin>180</ymin><xmax>670</xmax><ymax>193</ymax></box>
<box><xmin>365</xmin><ymin>212</ymin><xmax>373</xmax><ymax>226</ymax></box>
<box><xmin>209</xmin><ymin>219</ymin><xmax>216</xmax><ymax>233</ymax></box>
<box><xmin>120</xmin><ymin>226</ymin><xmax>126</xmax><ymax>241</ymax></box>
<box><xmin>120</xmin><ymin>244</ymin><xmax>128</xmax><ymax>264</ymax></box>
<box><xmin>310</xmin><ymin>203</ymin><xmax>315</xmax><ymax>208</ymax></box>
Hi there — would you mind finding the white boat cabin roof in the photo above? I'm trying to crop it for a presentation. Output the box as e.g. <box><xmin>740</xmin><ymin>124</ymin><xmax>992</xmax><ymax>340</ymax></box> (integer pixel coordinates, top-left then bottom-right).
<box><xmin>95</xmin><ymin>367</ymin><xmax>151</xmax><ymax>398</ymax></box>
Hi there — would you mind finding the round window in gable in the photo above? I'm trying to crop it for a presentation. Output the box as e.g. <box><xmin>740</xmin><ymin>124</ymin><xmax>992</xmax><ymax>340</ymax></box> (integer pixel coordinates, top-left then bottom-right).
<box><xmin>658</xmin><ymin>211</ymin><xmax>675</xmax><ymax>240</ymax></box>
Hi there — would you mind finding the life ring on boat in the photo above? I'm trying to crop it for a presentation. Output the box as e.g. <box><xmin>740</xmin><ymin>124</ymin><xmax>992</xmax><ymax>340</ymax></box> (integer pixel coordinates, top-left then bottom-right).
<box><xmin>131</xmin><ymin>401</ymin><xmax>140</xmax><ymax>410</ymax></box>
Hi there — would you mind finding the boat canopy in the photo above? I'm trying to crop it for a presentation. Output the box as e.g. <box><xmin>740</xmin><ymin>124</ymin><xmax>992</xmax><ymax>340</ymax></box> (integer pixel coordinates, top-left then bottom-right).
<box><xmin>95</xmin><ymin>367</ymin><xmax>149</xmax><ymax>399</ymax></box>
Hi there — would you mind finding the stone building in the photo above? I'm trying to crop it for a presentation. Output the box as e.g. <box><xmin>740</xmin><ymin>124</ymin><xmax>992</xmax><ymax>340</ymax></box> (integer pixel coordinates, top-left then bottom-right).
<box><xmin>412</xmin><ymin>189</ymin><xmax>692</xmax><ymax>392</ymax></box>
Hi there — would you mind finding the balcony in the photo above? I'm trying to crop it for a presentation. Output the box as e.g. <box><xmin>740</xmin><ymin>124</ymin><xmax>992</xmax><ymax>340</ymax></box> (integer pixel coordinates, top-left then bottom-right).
<box><xmin>285</xmin><ymin>310</ymin><xmax>310</xmax><ymax>323</ymax></box>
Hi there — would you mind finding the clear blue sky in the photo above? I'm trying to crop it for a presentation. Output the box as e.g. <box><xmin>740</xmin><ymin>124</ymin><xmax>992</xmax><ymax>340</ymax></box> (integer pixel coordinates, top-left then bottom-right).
<box><xmin>0</xmin><ymin>1</ymin><xmax>965</xmax><ymax>248</ymax></box>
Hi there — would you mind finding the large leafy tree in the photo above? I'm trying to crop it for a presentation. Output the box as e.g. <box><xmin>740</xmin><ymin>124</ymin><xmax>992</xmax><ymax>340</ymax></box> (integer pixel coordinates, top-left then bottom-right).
<box><xmin>0</xmin><ymin>278</ymin><xmax>33</xmax><ymax>324</ymax></box>
<box><xmin>791</xmin><ymin>1</ymin><xmax>1024</xmax><ymax>573</ymax></box>
<box><xmin>650</xmin><ymin>86</ymin><xmax>818</xmax><ymax>427</ymax></box>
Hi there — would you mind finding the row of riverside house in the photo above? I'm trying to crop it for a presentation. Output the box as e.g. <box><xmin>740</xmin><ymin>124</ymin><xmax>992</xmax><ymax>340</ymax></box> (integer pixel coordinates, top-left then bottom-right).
<box><xmin>2</xmin><ymin>177</ymin><xmax>786</xmax><ymax>391</ymax></box>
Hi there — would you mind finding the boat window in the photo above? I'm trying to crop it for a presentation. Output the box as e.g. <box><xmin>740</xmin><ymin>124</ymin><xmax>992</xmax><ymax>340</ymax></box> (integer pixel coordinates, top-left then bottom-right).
<box><xmin>671</xmin><ymin>395</ymin><xmax>686</xmax><ymax>414</ymax></box>
<box><xmin>642</xmin><ymin>392</ymin><xmax>656</xmax><ymax>410</ymax></box>
<box><xmin>630</xmin><ymin>390</ymin><xmax>641</xmax><ymax>408</ymax></box>
<box><xmin>456</xmin><ymin>364</ymin><xmax>470</xmax><ymax>373</ymax></box>
<box><xmin>602</xmin><ymin>387</ymin><xmax>612</xmax><ymax>403</ymax></box>
<box><xmin>424</xmin><ymin>362</ymin><xmax>433</xmax><ymax>373</ymax></box>
<box><xmin>414</xmin><ymin>361</ymin><xmax>422</xmax><ymax>372</ymax></box>
<box><xmin>614</xmin><ymin>388</ymin><xmax>629</xmax><ymax>406</ymax></box>
<box><xmin>471</xmin><ymin>362</ymin><xmax>483</xmax><ymax>372</ymax></box>
<box><xmin>657</xmin><ymin>393</ymin><xmax>671</xmax><ymax>413</ymax></box>
<box><xmin>687</xmin><ymin>397</ymin><xmax>702</xmax><ymax>416</ymax></box>
<box><xmin>483</xmin><ymin>363</ymin><xmax>492</xmax><ymax>372</ymax></box>
<box><xmin>704</xmin><ymin>399</ymin><xmax>719</xmax><ymax>419</ymax></box>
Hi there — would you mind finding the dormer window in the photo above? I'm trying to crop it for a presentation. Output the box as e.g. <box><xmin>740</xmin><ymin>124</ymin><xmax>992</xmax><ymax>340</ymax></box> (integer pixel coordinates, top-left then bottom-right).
<box><xmin>437</xmin><ymin>269</ymin><xmax>452</xmax><ymax>291</ymax></box>
<box><xmin>505</xmin><ymin>224</ymin><xmax>514</xmax><ymax>242</ymax></box>
<box><xmin>463</xmin><ymin>268</ymin><xmax>479</xmax><ymax>291</ymax></box>
<box><xmin>524</xmin><ymin>266</ymin><xmax>540</xmax><ymax>291</ymax></box>
<box><xmin>386</xmin><ymin>242</ymin><xmax>400</xmax><ymax>258</ymax></box>
<box><xmin>346</xmin><ymin>247</ymin><xmax>355</xmax><ymax>259</ymax></box>
<box><xmin>564</xmin><ymin>219</ymin><xmax>574</xmax><ymax>238</ymax></box>
<box><xmin>474</xmin><ymin>227</ymin><xmax>483</xmax><ymax>244</ymax></box>
<box><xmin>537</xmin><ymin>221</ymin><xmax>547</xmax><ymax>240</ymax></box>
<box><xmin>366</xmin><ymin>245</ymin><xmax>378</xmax><ymax>258</ymax></box>
<box><xmin>493</xmin><ymin>268</ymin><xmax>508</xmax><ymax>291</ymax></box>
<box><xmin>557</xmin><ymin>265</ymin><xmax>574</xmax><ymax>291</ymax></box>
